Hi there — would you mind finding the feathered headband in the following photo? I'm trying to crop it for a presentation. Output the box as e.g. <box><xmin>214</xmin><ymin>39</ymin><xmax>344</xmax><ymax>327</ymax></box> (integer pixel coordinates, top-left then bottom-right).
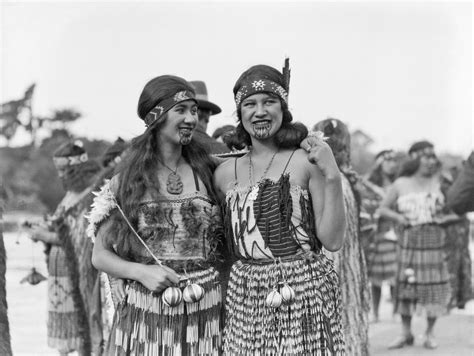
<box><xmin>234</xmin><ymin>58</ymin><xmax>291</xmax><ymax>107</ymax></box>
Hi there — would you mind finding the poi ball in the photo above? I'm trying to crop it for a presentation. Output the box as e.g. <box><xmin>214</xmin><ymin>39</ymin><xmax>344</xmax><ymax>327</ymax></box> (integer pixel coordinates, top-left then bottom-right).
<box><xmin>266</xmin><ymin>289</ymin><xmax>283</xmax><ymax>308</ymax></box>
<box><xmin>183</xmin><ymin>283</ymin><xmax>205</xmax><ymax>303</ymax></box>
<box><xmin>407</xmin><ymin>276</ymin><xmax>416</xmax><ymax>284</ymax></box>
<box><xmin>280</xmin><ymin>284</ymin><xmax>296</xmax><ymax>304</ymax></box>
<box><xmin>404</xmin><ymin>268</ymin><xmax>415</xmax><ymax>277</ymax></box>
<box><xmin>162</xmin><ymin>286</ymin><xmax>183</xmax><ymax>307</ymax></box>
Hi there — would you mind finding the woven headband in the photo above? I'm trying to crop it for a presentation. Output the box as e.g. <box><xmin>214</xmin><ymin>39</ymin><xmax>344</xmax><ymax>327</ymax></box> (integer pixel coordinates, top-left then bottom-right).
<box><xmin>53</xmin><ymin>153</ymin><xmax>89</xmax><ymax>168</ymax></box>
<box><xmin>409</xmin><ymin>147</ymin><xmax>436</xmax><ymax>159</ymax></box>
<box><xmin>375</xmin><ymin>151</ymin><xmax>396</xmax><ymax>166</ymax></box>
<box><xmin>143</xmin><ymin>90</ymin><xmax>197</xmax><ymax>128</ymax></box>
<box><xmin>234</xmin><ymin>79</ymin><xmax>288</xmax><ymax>107</ymax></box>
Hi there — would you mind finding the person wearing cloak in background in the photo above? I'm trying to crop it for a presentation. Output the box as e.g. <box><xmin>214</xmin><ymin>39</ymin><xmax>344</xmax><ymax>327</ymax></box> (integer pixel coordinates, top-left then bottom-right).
<box><xmin>361</xmin><ymin>150</ymin><xmax>400</xmax><ymax>322</ymax></box>
<box><xmin>439</xmin><ymin>169</ymin><xmax>472</xmax><ymax>310</ymax></box>
<box><xmin>27</xmin><ymin>141</ymin><xmax>103</xmax><ymax>355</ymax></box>
<box><xmin>0</xmin><ymin>179</ymin><xmax>12</xmax><ymax>356</ymax></box>
<box><xmin>91</xmin><ymin>137</ymin><xmax>130</xmax><ymax>345</ymax></box>
<box><xmin>311</xmin><ymin>118</ymin><xmax>371</xmax><ymax>356</ymax></box>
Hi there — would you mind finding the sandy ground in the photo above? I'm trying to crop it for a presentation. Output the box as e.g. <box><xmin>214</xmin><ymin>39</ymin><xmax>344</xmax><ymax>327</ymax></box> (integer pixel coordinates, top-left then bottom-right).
<box><xmin>3</xmin><ymin>212</ymin><xmax>473</xmax><ymax>355</ymax></box>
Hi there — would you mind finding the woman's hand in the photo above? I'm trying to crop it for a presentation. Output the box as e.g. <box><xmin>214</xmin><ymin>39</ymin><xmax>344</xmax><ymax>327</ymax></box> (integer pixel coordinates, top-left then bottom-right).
<box><xmin>301</xmin><ymin>134</ymin><xmax>340</xmax><ymax>180</ymax></box>
<box><xmin>28</xmin><ymin>225</ymin><xmax>52</xmax><ymax>243</ymax></box>
<box><xmin>136</xmin><ymin>264</ymin><xmax>180</xmax><ymax>293</ymax></box>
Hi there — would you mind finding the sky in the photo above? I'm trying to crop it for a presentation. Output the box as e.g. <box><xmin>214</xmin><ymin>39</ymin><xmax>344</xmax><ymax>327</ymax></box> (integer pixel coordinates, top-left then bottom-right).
<box><xmin>1</xmin><ymin>1</ymin><xmax>472</xmax><ymax>156</ymax></box>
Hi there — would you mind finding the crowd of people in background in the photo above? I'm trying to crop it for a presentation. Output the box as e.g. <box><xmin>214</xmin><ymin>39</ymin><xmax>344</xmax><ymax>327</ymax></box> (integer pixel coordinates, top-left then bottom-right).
<box><xmin>0</xmin><ymin>61</ymin><xmax>473</xmax><ymax>356</ymax></box>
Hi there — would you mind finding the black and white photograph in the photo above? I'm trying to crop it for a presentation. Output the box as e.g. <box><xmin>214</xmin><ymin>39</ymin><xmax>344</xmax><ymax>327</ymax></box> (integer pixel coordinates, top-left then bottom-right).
<box><xmin>1</xmin><ymin>1</ymin><xmax>472</xmax><ymax>355</ymax></box>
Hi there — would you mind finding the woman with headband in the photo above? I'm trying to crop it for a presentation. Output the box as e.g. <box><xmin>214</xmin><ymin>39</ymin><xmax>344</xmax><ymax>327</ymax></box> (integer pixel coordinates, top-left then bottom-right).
<box><xmin>363</xmin><ymin>149</ymin><xmax>399</xmax><ymax>322</ymax></box>
<box><xmin>214</xmin><ymin>63</ymin><xmax>346</xmax><ymax>355</ymax></box>
<box><xmin>379</xmin><ymin>141</ymin><xmax>453</xmax><ymax>350</ymax></box>
<box><xmin>88</xmin><ymin>75</ymin><xmax>223</xmax><ymax>355</ymax></box>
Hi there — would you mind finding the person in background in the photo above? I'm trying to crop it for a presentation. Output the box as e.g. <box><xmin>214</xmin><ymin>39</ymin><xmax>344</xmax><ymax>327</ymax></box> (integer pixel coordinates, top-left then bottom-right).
<box><xmin>312</xmin><ymin>118</ymin><xmax>371</xmax><ymax>356</ymax></box>
<box><xmin>440</xmin><ymin>169</ymin><xmax>472</xmax><ymax>309</ymax></box>
<box><xmin>379</xmin><ymin>141</ymin><xmax>454</xmax><ymax>350</ymax></box>
<box><xmin>362</xmin><ymin>149</ymin><xmax>400</xmax><ymax>322</ymax></box>
<box><xmin>27</xmin><ymin>141</ymin><xmax>102</xmax><ymax>356</ymax></box>
<box><xmin>91</xmin><ymin>137</ymin><xmax>130</xmax><ymax>343</ymax></box>
<box><xmin>189</xmin><ymin>80</ymin><xmax>230</xmax><ymax>154</ymax></box>
<box><xmin>447</xmin><ymin>151</ymin><xmax>474</xmax><ymax>214</ymax></box>
<box><xmin>211</xmin><ymin>124</ymin><xmax>235</xmax><ymax>144</ymax></box>
<box><xmin>0</xmin><ymin>179</ymin><xmax>12</xmax><ymax>356</ymax></box>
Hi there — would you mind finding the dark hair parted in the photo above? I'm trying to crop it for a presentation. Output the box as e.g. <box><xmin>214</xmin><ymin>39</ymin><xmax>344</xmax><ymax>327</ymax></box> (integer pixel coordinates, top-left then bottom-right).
<box><xmin>104</xmin><ymin>75</ymin><xmax>217</xmax><ymax>262</ymax></box>
<box><xmin>399</xmin><ymin>140</ymin><xmax>435</xmax><ymax>177</ymax></box>
<box><xmin>367</xmin><ymin>151</ymin><xmax>398</xmax><ymax>187</ymax></box>
<box><xmin>226</xmin><ymin>65</ymin><xmax>307</xmax><ymax>150</ymax></box>
<box><xmin>312</xmin><ymin>118</ymin><xmax>351</xmax><ymax>168</ymax></box>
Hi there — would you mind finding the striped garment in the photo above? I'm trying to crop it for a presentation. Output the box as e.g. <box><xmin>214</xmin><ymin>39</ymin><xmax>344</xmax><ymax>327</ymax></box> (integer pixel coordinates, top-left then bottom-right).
<box><xmin>223</xmin><ymin>173</ymin><xmax>345</xmax><ymax>355</ymax></box>
<box><xmin>395</xmin><ymin>191</ymin><xmax>451</xmax><ymax>317</ymax></box>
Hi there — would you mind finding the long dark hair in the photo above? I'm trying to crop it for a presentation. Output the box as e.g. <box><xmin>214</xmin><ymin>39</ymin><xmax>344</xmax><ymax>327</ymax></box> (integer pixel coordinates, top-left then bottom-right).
<box><xmin>225</xmin><ymin>65</ymin><xmax>307</xmax><ymax>150</ymax></box>
<box><xmin>106</xmin><ymin>75</ymin><xmax>217</xmax><ymax>261</ymax></box>
<box><xmin>398</xmin><ymin>140</ymin><xmax>434</xmax><ymax>177</ymax></box>
<box><xmin>367</xmin><ymin>150</ymin><xmax>398</xmax><ymax>187</ymax></box>
<box><xmin>313</xmin><ymin>118</ymin><xmax>351</xmax><ymax>168</ymax></box>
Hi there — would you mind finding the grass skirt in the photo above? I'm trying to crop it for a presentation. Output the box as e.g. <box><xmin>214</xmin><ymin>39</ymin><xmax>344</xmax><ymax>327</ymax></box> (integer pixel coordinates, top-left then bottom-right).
<box><xmin>223</xmin><ymin>254</ymin><xmax>344</xmax><ymax>355</ymax></box>
<box><xmin>106</xmin><ymin>267</ymin><xmax>221</xmax><ymax>356</ymax></box>
<box><xmin>367</xmin><ymin>236</ymin><xmax>397</xmax><ymax>286</ymax></box>
<box><xmin>395</xmin><ymin>224</ymin><xmax>451</xmax><ymax>317</ymax></box>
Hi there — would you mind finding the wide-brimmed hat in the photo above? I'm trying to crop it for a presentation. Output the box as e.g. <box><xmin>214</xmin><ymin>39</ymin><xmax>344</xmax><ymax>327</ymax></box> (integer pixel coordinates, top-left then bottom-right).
<box><xmin>189</xmin><ymin>80</ymin><xmax>221</xmax><ymax>115</ymax></box>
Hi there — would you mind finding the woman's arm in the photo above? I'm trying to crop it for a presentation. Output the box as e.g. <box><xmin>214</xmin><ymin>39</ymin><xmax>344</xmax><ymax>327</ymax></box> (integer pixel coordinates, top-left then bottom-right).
<box><xmin>378</xmin><ymin>183</ymin><xmax>408</xmax><ymax>225</ymax></box>
<box><xmin>303</xmin><ymin>142</ymin><xmax>345</xmax><ymax>252</ymax></box>
<box><xmin>91</xmin><ymin>218</ymin><xmax>180</xmax><ymax>293</ymax></box>
<box><xmin>28</xmin><ymin>225</ymin><xmax>62</xmax><ymax>245</ymax></box>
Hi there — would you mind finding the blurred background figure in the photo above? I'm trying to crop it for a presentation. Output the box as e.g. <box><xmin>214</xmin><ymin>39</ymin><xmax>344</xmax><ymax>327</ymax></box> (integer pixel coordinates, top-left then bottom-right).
<box><xmin>189</xmin><ymin>80</ymin><xmax>230</xmax><ymax>154</ymax></box>
<box><xmin>440</xmin><ymin>169</ymin><xmax>472</xmax><ymax>310</ymax></box>
<box><xmin>360</xmin><ymin>149</ymin><xmax>400</xmax><ymax>322</ymax></box>
<box><xmin>379</xmin><ymin>141</ymin><xmax>457</xmax><ymax>350</ymax></box>
<box><xmin>313</xmin><ymin>118</ymin><xmax>371</xmax><ymax>356</ymax></box>
<box><xmin>211</xmin><ymin>124</ymin><xmax>235</xmax><ymax>144</ymax></box>
<box><xmin>447</xmin><ymin>151</ymin><xmax>474</xmax><ymax>215</ymax></box>
<box><xmin>25</xmin><ymin>141</ymin><xmax>102</xmax><ymax>356</ymax></box>
<box><xmin>90</xmin><ymin>137</ymin><xmax>129</xmax><ymax>343</ymax></box>
<box><xmin>0</xmin><ymin>179</ymin><xmax>12</xmax><ymax>356</ymax></box>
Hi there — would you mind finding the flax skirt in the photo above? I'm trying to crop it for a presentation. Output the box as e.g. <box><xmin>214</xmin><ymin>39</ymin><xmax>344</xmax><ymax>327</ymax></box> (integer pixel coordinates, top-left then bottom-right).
<box><xmin>223</xmin><ymin>255</ymin><xmax>345</xmax><ymax>356</ymax></box>
<box><xmin>105</xmin><ymin>267</ymin><xmax>221</xmax><ymax>356</ymax></box>
<box><xmin>395</xmin><ymin>224</ymin><xmax>451</xmax><ymax>317</ymax></box>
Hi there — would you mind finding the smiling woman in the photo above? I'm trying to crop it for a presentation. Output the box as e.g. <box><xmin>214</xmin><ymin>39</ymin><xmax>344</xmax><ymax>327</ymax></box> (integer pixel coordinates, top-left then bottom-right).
<box><xmin>87</xmin><ymin>75</ymin><xmax>224</xmax><ymax>355</ymax></box>
<box><xmin>214</xmin><ymin>62</ymin><xmax>346</xmax><ymax>355</ymax></box>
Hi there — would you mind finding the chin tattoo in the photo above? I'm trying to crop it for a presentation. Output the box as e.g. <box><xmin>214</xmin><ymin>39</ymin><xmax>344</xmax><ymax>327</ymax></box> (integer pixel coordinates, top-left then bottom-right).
<box><xmin>252</xmin><ymin>122</ymin><xmax>273</xmax><ymax>139</ymax></box>
<box><xmin>179</xmin><ymin>129</ymin><xmax>193</xmax><ymax>145</ymax></box>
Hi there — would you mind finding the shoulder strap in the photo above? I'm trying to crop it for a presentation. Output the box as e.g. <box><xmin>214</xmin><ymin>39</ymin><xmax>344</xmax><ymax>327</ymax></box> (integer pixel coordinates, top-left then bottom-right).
<box><xmin>192</xmin><ymin>169</ymin><xmax>200</xmax><ymax>192</ymax></box>
<box><xmin>234</xmin><ymin>157</ymin><xmax>238</xmax><ymax>181</ymax></box>
<box><xmin>282</xmin><ymin>149</ymin><xmax>297</xmax><ymax>175</ymax></box>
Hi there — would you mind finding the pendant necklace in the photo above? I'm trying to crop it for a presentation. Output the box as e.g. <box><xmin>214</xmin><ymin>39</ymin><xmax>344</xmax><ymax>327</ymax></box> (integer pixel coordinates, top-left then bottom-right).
<box><xmin>248</xmin><ymin>149</ymin><xmax>278</xmax><ymax>201</ymax></box>
<box><xmin>158</xmin><ymin>157</ymin><xmax>183</xmax><ymax>195</ymax></box>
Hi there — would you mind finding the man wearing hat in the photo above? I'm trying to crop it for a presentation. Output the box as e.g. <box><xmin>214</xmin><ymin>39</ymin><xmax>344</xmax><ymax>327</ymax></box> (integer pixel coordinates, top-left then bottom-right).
<box><xmin>189</xmin><ymin>81</ymin><xmax>230</xmax><ymax>154</ymax></box>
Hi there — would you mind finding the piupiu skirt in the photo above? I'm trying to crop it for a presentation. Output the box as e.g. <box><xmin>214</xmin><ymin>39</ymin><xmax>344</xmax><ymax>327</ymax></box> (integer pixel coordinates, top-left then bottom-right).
<box><xmin>395</xmin><ymin>224</ymin><xmax>451</xmax><ymax>317</ymax></box>
<box><xmin>106</xmin><ymin>267</ymin><xmax>221</xmax><ymax>356</ymax></box>
<box><xmin>223</xmin><ymin>254</ymin><xmax>345</xmax><ymax>355</ymax></box>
